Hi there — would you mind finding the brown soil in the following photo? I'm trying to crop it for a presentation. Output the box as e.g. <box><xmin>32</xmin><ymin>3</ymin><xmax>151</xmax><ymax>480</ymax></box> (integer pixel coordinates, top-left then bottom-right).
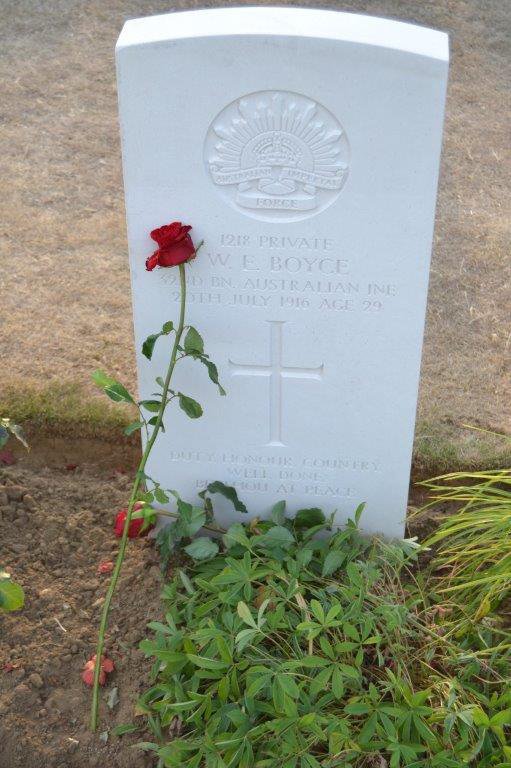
<box><xmin>0</xmin><ymin>448</ymin><xmax>162</xmax><ymax>768</ymax></box>
<box><xmin>0</xmin><ymin>0</ymin><xmax>510</xmax><ymax>449</ymax></box>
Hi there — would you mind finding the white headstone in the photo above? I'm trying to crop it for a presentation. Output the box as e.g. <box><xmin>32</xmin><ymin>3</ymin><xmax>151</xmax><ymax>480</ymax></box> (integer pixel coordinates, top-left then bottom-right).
<box><xmin>116</xmin><ymin>7</ymin><xmax>448</xmax><ymax>537</ymax></box>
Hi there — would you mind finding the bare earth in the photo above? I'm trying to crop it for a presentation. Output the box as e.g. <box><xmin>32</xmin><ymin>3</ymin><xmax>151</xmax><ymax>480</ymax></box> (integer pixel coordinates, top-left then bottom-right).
<box><xmin>0</xmin><ymin>454</ymin><xmax>160</xmax><ymax>768</ymax></box>
<box><xmin>0</xmin><ymin>0</ymin><xmax>510</xmax><ymax>453</ymax></box>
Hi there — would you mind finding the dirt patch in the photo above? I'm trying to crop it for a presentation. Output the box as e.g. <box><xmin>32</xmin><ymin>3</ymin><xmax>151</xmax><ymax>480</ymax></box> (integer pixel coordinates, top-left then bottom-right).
<box><xmin>0</xmin><ymin>457</ymin><xmax>163</xmax><ymax>768</ymax></box>
<box><xmin>0</xmin><ymin>0</ymin><xmax>510</xmax><ymax>458</ymax></box>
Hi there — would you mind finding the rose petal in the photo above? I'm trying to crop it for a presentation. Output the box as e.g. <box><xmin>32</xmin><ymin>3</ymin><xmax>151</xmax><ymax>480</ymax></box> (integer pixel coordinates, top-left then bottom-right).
<box><xmin>157</xmin><ymin>236</ymin><xmax>196</xmax><ymax>268</ymax></box>
<box><xmin>145</xmin><ymin>251</ymin><xmax>159</xmax><ymax>272</ymax></box>
<box><xmin>102</xmin><ymin>658</ymin><xmax>115</xmax><ymax>673</ymax></box>
<box><xmin>82</xmin><ymin>655</ymin><xmax>112</xmax><ymax>686</ymax></box>
<box><xmin>81</xmin><ymin>668</ymin><xmax>95</xmax><ymax>686</ymax></box>
<box><xmin>97</xmin><ymin>561</ymin><xmax>114</xmax><ymax>575</ymax></box>
<box><xmin>150</xmin><ymin>222</ymin><xmax>183</xmax><ymax>246</ymax></box>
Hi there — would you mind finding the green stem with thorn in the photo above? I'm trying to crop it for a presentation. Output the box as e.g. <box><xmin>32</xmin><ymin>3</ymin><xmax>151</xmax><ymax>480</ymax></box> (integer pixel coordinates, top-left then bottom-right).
<box><xmin>90</xmin><ymin>262</ymin><xmax>187</xmax><ymax>731</ymax></box>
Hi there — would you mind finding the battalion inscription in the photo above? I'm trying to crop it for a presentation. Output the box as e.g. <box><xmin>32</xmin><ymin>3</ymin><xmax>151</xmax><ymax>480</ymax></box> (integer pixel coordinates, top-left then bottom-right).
<box><xmin>160</xmin><ymin>232</ymin><xmax>398</xmax><ymax>313</ymax></box>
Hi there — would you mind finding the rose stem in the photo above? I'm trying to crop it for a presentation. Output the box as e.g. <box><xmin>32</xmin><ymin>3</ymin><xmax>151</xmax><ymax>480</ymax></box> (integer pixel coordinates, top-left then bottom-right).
<box><xmin>90</xmin><ymin>262</ymin><xmax>187</xmax><ymax>731</ymax></box>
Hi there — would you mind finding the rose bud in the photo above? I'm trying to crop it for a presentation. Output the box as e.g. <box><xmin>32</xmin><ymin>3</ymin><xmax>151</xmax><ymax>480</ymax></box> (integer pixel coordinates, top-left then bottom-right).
<box><xmin>145</xmin><ymin>221</ymin><xmax>196</xmax><ymax>271</ymax></box>
<box><xmin>113</xmin><ymin>501</ymin><xmax>154</xmax><ymax>538</ymax></box>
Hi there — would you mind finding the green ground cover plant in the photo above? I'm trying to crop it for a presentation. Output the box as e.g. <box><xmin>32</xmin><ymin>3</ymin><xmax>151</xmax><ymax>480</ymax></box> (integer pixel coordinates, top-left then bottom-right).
<box><xmin>136</xmin><ymin>504</ymin><xmax>511</xmax><ymax>768</ymax></box>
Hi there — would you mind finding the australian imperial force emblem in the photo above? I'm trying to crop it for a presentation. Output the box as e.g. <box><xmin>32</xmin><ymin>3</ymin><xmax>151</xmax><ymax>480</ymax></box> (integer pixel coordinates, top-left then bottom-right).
<box><xmin>204</xmin><ymin>90</ymin><xmax>350</xmax><ymax>222</ymax></box>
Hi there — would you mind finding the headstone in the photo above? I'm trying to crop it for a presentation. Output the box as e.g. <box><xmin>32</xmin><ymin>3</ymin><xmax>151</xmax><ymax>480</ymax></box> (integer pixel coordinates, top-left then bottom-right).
<box><xmin>116</xmin><ymin>7</ymin><xmax>449</xmax><ymax>537</ymax></box>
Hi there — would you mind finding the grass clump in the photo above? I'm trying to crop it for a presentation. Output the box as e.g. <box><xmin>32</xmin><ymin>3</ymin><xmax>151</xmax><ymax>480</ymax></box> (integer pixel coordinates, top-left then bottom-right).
<box><xmin>0</xmin><ymin>381</ymin><xmax>134</xmax><ymax>439</ymax></box>
<box><xmin>137</xmin><ymin>506</ymin><xmax>511</xmax><ymax>767</ymax></box>
<box><xmin>413</xmin><ymin>422</ymin><xmax>511</xmax><ymax>477</ymax></box>
<box><xmin>422</xmin><ymin>469</ymin><xmax>511</xmax><ymax>639</ymax></box>
<box><xmin>3</xmin><ymin>380</ymin><xmax>511</xmax><ymax>478</ymax></box>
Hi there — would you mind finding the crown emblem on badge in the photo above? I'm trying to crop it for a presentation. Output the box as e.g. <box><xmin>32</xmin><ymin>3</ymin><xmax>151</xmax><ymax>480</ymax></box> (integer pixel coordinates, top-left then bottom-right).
<box><xmin>205</xmin><ymin>91</ymin><xmax>350</xmax><ymax>220</ymax></box>
<box><xmin>254</xmin><ymin>134</ymin><xmax>301</xmax><ymax>168</ymax></box>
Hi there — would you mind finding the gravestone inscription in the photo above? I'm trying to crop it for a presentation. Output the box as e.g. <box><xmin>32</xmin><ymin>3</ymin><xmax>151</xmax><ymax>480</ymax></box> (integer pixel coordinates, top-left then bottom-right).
<box><xmin>116</xmin><ymin>7</ymin><xmax>449</xmax><ymax>537</ymax></box>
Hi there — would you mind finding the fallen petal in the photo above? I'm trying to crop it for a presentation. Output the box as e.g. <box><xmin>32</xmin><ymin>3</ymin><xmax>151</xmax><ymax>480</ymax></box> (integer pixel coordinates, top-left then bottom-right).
<box><xmin>102</xmin><ymin>657</ymin><xmax>115</xmax><ymax>673</ymax></box>
<box><xmin>97</xmin><ymin>561</ymin><xmax>114</xmax><ymax>575</ymax></box>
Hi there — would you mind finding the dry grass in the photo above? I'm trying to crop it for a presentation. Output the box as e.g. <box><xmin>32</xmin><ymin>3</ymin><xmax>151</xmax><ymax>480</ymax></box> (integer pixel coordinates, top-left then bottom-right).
<box><xmin>0</xmin><ymin>0</ymin><xmax>510</xmax><ymax>469</ymax></box>
<box><xmin>0</xmin><ymin>381</ymin><xmax>136</xmax><ymax>440</ymax></box>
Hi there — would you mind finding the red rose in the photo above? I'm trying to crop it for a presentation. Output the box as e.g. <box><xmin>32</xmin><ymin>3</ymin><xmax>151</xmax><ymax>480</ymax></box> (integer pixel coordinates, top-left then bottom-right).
<box><xmin>81</xmin><ymin>654</ymin><xmax>114</xmax><ymax>687</ymax></box>
<box><xmin>113</xmin><ymin>502</ymin><xmax>153</xmax><ymax>538</ymax></box>
<box><xmin>146</xmin><ymin>221</ymin><xmax>196</xmax><ymax>271</ymax></box>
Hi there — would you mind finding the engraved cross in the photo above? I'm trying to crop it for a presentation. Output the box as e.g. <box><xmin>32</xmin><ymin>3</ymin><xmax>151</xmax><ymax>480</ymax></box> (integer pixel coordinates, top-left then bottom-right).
<box><xmin>229</xmin><ymin>321</ymin><xmax>324</xmax><ymax>447</ymax></box>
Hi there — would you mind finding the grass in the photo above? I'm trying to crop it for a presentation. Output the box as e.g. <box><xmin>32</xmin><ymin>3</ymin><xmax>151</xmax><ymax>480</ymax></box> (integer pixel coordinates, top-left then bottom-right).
<box><xmin>0</xmin><ymin>381</ymin><xmax>136</xmax><ymax>441</ymax></box>
<box><xmin>420</xmin><ymin>468</ymin><xmax>511</xmax><ymax>637</ymax></box>
<box><xmin>1</xmin><ymin>382</ymin><xmax>510</xmax><ymax>477</ymax></box>
<box><xmin>413</xmin><ymin>420</ymin><xmax>511</xmax><ymax>478</ymax></box>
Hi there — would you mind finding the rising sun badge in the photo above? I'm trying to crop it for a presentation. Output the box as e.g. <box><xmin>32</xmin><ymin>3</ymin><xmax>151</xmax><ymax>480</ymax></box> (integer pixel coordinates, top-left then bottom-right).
<box><xmin>204</xmin><ymin>90</ymin><xmax>350</xmax><ymax>222</ymax></box>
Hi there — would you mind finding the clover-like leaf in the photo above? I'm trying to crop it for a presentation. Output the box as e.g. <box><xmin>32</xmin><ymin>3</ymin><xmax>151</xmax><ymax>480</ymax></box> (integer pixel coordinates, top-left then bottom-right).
<box><xmin>260</xmin><ymin>525</ymin><xmax>295</xmax><ymax>551</ymax></box>
<box><xmin>270</xmin><ymin>500</ymin><xmax>286</xmax><ymax>525</ymax></box>
<box><xmin>294</xmin><ymin>508</ymin><xmax>325</xmax><ymax>529</ymax></box>
<box><xmin>184</xmin><ymin>538</ymin><xmax>219</xmax><ymax>561</ymax></box>
<box><xmin>223</xmin><ymin>522</ymin><xmax>251</xmax><ymax>550</ymax></box>
<box><xmin>237</xmin><ymin>601</ymin><xmax>257</xmax><ymax>628</ymax></box>
<box><xmin>322</xmin><ymin>550</ymin><xmax>345</xmax><ymax>577</ymax></box>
